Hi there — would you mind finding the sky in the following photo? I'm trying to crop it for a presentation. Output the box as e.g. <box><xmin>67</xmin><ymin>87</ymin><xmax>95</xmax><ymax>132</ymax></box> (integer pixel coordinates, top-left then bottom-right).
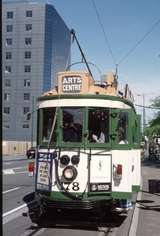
<box><xmin>51</xmin><ymin>0</ymin><xmax>160</xmax><ymax>125</ymax></box>
<box><xmin>4</xmin><ymin>0</ymin><xmax>160</xmax><ymax>124</ymax></box>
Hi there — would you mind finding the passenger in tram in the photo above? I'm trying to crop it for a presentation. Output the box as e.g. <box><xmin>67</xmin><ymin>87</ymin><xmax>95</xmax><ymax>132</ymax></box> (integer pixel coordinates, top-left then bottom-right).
<box><xmin>117</xmin><ymin>127</ymin><xmax>128</xmax><ymax>144</ymax></box>
<box><xmin>92</xmin><ymin>120</ymin><xmax>106</xmax><ymax>143</ymax></box>
<box><xmin>63</xmin><ymin>121</ymin><xmax>78</xmax><ymax>142</ymax></box>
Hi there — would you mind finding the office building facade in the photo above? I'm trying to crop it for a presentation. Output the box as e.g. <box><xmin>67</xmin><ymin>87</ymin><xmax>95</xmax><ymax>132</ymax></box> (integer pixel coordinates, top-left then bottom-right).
<box><xmin>2</xmin><ymin>0</ymin><xmax>71</xmax><ymax>154</ymax></box>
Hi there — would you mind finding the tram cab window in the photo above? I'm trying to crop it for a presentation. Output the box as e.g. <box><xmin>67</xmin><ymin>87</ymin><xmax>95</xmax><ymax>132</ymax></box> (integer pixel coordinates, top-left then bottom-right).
<box><xmin>88</xmin><ymin>108</ymin><xmax>109</xmax><ymax>143</ymax></box>
<box><xmin>62</xmin><ymin>108</ymin><xmax>83</xmax><ymax>142</ymax></box>
<box><xmin>42</xmin><ymin>108</ymin><xmax>57</xmax><ymax>142</ymax></box>
<box><xmin>132</xmin><ymin>120</ymin><xmax>138</xmax><ymax>144</ymax></box>
<box><xmin>117</xmin><ymin>112</ymin><xmax>128</xmax><ymax>144</ymax></box>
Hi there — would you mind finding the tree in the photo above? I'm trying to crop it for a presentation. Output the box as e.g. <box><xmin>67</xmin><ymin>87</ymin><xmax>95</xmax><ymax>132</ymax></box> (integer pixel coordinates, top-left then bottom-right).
<box><xmin>145</xmin><ymin>96</ymin><xmax>160</xmax><ymax>137</ymax></box>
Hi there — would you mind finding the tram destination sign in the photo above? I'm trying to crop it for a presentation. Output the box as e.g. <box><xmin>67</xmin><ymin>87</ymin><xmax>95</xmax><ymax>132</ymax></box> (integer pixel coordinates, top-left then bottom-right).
<box><xmin>62</xmin><ymin>76</ymin><xmax>82</xmax><ymax>93</ymax></box>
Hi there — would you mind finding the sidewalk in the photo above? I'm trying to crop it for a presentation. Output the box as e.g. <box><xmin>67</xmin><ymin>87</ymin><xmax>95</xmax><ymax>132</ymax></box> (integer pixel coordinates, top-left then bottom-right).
<box><xmin>136</xmin><ymin>159</ymin><xmax>160</xmax><ymax>236</ymax></box>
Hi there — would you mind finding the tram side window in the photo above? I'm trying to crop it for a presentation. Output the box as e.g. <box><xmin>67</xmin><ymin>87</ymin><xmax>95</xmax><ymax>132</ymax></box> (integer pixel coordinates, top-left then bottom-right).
<box><xmin>42</xmin><ymin>108</ymin><xmax>57</xmax><ymax>142</ymax></box>
<box><xmin>117</xmin><ymin>112</ymin><xmax>128</xmax><ymax>144</ymax></box>
<box><xmin>132</xmin><ymin>120</ymin><xmax>138</xmax><ymax>144</ymax></box>
<box><xmin>62</xmin><ymin>108</ymin><xmax>83</xmax><ymax>142</ymax></box>
<box><xmin>88</xmin><ymin>108</ymin><xmax>109</xmax><ymax>143</ymax></box>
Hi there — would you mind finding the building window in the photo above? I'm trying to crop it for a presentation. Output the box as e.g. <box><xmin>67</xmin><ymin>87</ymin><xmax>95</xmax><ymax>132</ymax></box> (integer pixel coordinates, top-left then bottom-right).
<box><xmin>4</xmin><ymin>107</ymin><xmax>10</xmax><ymax>114</ymax></box>
<box><xmin>25</xmin><ymin>51</ymin><xmax>31</xmax><ymax>59</ymax></box>
<box><xmin>7</xmin><ymin>11</ymin><xmax>13</xmax><ymax>19</ymax></box>
<box><xmin>6</xmin><ymin>38</ymin><xmax>12</xmax><ymax>46</ymax></box>
<box><xmin>4</xmin><ymin>79</ymin><xmax>11</xmax><ymax>87</ymax></box>
<box><xmin>24</xmin><ymin>79</ymin><xmax>30</xmax><ymax>87</ymax></box>
<box><xmin>24</xmin><ymin>93</ymin><xmax>30</xmax><ymax>101</ymax></box>
<box><xmin>25</xmin><ymin>37</ymin><xmax>32</xmax><ymax>45</ymax></box>
<box><xmin>25</xmin><ymin>24</ymin><xmax>32</xmax><ymax>31</ymax></box>
<box><xmin>4</xmin><ymin>93</ymin><xmax>11</xmax><ymax>101</ymax></box>
<box><xmin>24</xmin><ymin>65</ymin><xmax>31</xmax><ymax>72</ymax></box>
<box><xmin>23</xmin><ymin>124</ymin><xmax>29</xmax><ymax>128</ymax></box>
<box><xmin>5</xmin><ymin>65</ymin><xmax>11</xmax><ymax>73</ymax></box>
<box><xmin>6</xmin><ymin>52</ymin><xmax>12</xmax><ymax>59</ymax></box>
<box><xmin>6</xmin><ymin>25</ymin><xmax>13</xmax><ymax>32</ymax></box>
<box><xmin>26</xmin><ymin>10</ymin><xmax>32</xmax><ymax>17</ymax></box>
<box><xmin>23</xmin><ymin>107</ymin><xmax>30</xmax><ymax>115</ymax></box>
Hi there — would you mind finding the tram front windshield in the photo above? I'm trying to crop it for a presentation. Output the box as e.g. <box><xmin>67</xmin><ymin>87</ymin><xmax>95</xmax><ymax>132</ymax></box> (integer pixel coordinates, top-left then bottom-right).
<box><xmin>88</xmin><ymin>108</ymin><xmax>109</xmax><ymax>143</ymax></box>
<box><xmin>62</xmin><ymin>108</ymin><xmax>83</xmax><ymax>142</ymax></box>
<box><xmin>39</xmin><ymin>107</ymin><xmax>110</xmax><ymax>145</ymax></box>
<box><xmin>41</xmin><ymin>108</ymin><xmax>57</xmax><ymax>142</ymax></box>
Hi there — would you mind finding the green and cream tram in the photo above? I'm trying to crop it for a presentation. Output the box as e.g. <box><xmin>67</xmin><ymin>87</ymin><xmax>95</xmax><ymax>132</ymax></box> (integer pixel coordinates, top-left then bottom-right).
<box><xmin>32</xmin><ymin>71</ymin><xmax>141</xmax><ymax>219</ymax></box>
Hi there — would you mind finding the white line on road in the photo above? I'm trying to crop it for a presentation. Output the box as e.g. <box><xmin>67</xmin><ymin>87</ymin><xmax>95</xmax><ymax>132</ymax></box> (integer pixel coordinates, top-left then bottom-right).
<box><xmin>3</xmin><ymin>187</ymin><xmax>21</xmax><ymax>194</ymax></box>
<box><xmin>3</xmin><ymin>167</ymin><xmax>28</xmax><ymax>175</ymax></box>
<box><xmin>3</xmin><ymin>169</ymin><xmax>15</xmax><ymax>175</ymax></box>
<box><xmin>14</xmin><ymin>171</ymin><xmax>28</xmax><ymax>174</ymax></box>
<box><xmin>12</xmin><ymin>166</ymin><xmax>27</xmax><ymax>170</ymax></box>
<box><xmin>3</xmin><ymin>203</ymin><xmax>27</xmax><ymax>217</ymax></box>
<box><xmin>3</xmin><ymin>199</ymin><xmax>37</xmax><ymax>224</ymax></box>
<box><xmin>3</xmin><ymin>204</ymin><xmax>28</xmax><ymax>225</ymax></box>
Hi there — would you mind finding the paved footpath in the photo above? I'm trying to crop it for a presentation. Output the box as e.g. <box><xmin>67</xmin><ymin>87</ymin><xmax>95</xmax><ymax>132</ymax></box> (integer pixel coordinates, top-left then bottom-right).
<box><xmin>136</xmin><ymin>160</ymin><xmax>160</xmax><ymax>236</ymax></box>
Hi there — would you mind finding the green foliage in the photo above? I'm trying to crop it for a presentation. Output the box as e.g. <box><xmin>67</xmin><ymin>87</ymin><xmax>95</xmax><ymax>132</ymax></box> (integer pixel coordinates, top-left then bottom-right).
<box><xmin>145</xmin><ymin>96</ymin><xmax>160</xmax><ymax>137</ymax></box>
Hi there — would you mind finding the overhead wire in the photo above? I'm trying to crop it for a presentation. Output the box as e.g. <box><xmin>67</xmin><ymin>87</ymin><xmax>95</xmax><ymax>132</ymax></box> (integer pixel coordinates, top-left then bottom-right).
<box><xmin>118</xmin><ymin>17</ymin><xmax>160</xmax><ymax>66</ymax></box>
<box><xmin>91</xmin><ymin>0</ymin><xmax>160</xmax><ymax>68</ymax></box>
<box><xmin>91</xmin><ymin>0</ymin><xmax>117</xmax><ymax>67</ymax></box>
<box><xmin>135</xmin><ymin>104</ymin><xmax>160</xmax><ymax>110</ymax></box>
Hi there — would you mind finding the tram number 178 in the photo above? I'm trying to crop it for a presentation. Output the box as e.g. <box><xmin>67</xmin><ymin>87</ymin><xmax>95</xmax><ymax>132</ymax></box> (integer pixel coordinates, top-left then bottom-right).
<box><xmin>63</xmin><ymin>182</ymin><xmax>80</xmax><ymax>191</ymax></box>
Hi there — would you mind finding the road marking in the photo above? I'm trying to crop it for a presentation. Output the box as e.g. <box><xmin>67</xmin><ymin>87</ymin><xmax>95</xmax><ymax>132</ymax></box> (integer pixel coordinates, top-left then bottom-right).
<box><xmin>3</xmin><ymin>204</ymin><xmax>28</xmax><ymax>225</ymax></box>
<box><xmin>3</xmin><ymin>187</ymin><xmax>21</xmax><ymax>194</ymax></box>
<box><xmin>3</xmin><ymin>203</ymin><xmax>27</xmax><ymax>217</ymax></box>
<box><xmin>15</xmin><ymin>171</ymin><xmax>28</xmax><ymax>174</ymax></box>
<box><xmin>12</xmin><ymin>166</ymin><xmax>27</xmax><ymax>170</ymax></box>
<box><xmin>3</xmin><ymin>199</ymin><xmax>37</xmax><ymax>224</ymax></box>
<box><xmin>3</xmin><ymin>167</ymin><xmax>28</xmax><ymax>175</ymax></box>
<box><xmin>3</xmin><ymin>169</ymin><xmax>15</xmax><ymax>175</ymax></box>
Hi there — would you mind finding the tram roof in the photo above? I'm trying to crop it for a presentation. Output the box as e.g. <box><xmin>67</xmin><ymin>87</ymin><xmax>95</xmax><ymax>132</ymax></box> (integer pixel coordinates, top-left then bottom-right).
<box><xmin>38</xmin><ymin>71</ymin><xmax>134</xmax><ymax>108</ymax></box>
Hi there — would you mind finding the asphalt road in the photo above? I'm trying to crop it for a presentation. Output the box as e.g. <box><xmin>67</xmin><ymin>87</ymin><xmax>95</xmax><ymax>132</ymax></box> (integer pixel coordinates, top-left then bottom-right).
<box><xmin>3</xmin><ymin>155</ymin><xmax>34</xmax><ymax>213</ymax></box>
<box><xmin>2</xmin><ymin>155</ymin><xmax>137</xmax><ymax>236</ymax></box>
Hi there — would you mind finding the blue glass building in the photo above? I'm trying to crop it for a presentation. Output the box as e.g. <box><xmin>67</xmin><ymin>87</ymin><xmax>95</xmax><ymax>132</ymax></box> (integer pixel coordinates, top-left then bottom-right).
<box><xmin>2</xmin><ymin>0</ymin><xmax>71</xmax><ymax>153</ymax></box>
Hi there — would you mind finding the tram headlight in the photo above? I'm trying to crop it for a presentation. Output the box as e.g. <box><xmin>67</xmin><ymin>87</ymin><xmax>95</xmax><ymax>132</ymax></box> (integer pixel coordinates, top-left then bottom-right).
<box><xmin>71</xmin><ymin>155</ymin><xmax>80</xmax><ymax>165</ymax></box>
<box><xmin>63</xmin><ymin>166</ymin><xmax>77</xmax><ymax>181</ymax></box>
<box><xmin>60</xmin><ymin>155</ymin><xmax>70</xmax><ymax>165</ymax></box>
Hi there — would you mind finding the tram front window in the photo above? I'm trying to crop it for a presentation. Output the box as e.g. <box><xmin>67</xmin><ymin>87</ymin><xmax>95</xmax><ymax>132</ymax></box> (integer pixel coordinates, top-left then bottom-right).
<box><xmin>62</xmin><ymin>108</ymin><xmax>83</xmax><ymax>142</ymax></box>
<box><xmin>42</xmin><ymin>108</ymin><xmax>57</xmax><ymax>143</ymax></box>
<box><xmin>88</xmin><ymin>108</ymin><xmax>109</xmax><ymax>143</ymax></box>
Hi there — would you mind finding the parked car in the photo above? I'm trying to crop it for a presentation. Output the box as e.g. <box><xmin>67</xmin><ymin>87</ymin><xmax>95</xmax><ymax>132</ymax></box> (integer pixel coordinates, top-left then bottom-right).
<box><xmin>26</xmin><ymin>147</ymin><xmax>36</xmax><ymax>159</ymax></box>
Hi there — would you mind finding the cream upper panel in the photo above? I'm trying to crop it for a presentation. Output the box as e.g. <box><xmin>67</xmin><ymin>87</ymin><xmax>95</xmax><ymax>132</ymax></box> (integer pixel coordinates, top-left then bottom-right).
<box><xmin>38</xmin><ymin>98</ymin><xmax>131</xmax><ymax>109</ymax></box>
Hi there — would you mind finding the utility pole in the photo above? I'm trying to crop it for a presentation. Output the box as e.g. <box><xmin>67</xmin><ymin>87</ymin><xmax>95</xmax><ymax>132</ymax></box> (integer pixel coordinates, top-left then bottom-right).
<box><xmin>137</xmin><ymin>93</ymin><xmax>146</xmax><ymax>135</ymax></box>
